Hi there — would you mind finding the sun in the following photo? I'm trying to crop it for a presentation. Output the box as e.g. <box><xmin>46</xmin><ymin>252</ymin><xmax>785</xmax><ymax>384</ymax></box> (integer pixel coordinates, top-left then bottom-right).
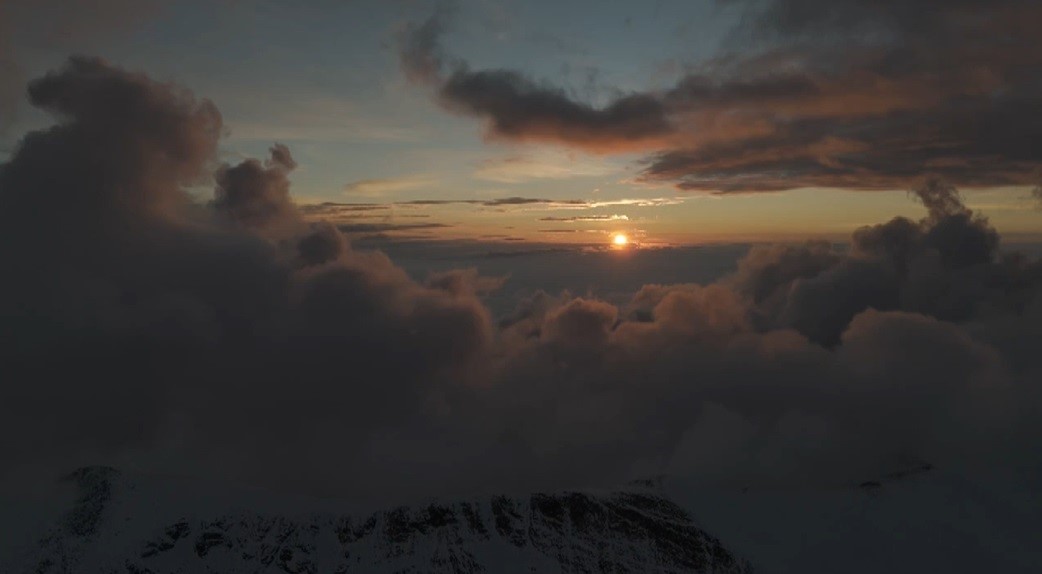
<box><xmin>612</xmin><ymin>233</ymin><xmax>629</xmax><ymax>247</ymax></box>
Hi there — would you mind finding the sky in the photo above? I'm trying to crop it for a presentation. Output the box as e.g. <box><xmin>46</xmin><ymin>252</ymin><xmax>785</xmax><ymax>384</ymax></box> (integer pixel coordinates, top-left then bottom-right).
<box><xmin>1</xmin><ymin>0</ymin><xmax>1040</xmax><ymax>246</ymax></box>
<box><xmin>2</xmin><ymin>0</ymin><xmax>1042</xmax><ymax>547</ymax></box>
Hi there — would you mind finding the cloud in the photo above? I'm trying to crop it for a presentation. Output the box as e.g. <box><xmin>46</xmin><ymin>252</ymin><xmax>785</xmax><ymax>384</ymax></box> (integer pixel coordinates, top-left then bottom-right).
<box><xmin>426</xmin><ymin>268</ymin><xmax>508</xmax><ymax>297</ymax></box>
<box><xmin>584</xmin><ymin>197</ymin><xmax>685</xmax><ymax>208</ymax></box>
<box><xmin>304</xmin><ymin>197</ymin><xmax>683</xmax><ymax>219</ymax></box>
<box><xmin>212</xmin><ymin>143</ymin><xmax>301</xmax><ymax>234</ymax></box>
<box><xmin>398</xmin><ymin>12</ymin><xmax>675</xmax><ymax>153</ymax></box>
<box><xmin>539</xmin><ymin>214</ymin><xmax>629</xmax><ymax>222</ymax></box>
<box><xmin>484</xmin><ymin>196</ymin><xmax>585</xmax><ymax>207</ymax></box>
<box><xmin>397</xmin><ymin>2</ymin><xmax>454</xmax><ymax>86</ymax></box>
<box><xmin>337</xmin><ymin>221</ymin><xmax>452</xmax><ymax>233</ymax></box>
<box><xmin>648</xmin><ymin>0</ymin><xmax>1042</xmax><ymax>191</ymax></box>
<box><xmin>473</xmin><ymin>152</ymin><xmax>617</xmax><ymax>183</ymax></box>
<box><xmin>2</xmin><ymin>58</ymin><xmax>1041</xmax><ymax>504</ymax></box>
<box><xmin>300</xmin><ymin>202</ymin><xmax>387</xmax><ymax>214</ymax></box>
<box><xmin>401</xmin><ymin>0</ymin><xmax>1042</xmax><ymax>192</ymax></box>
<box><xmin>438</xmin><ymin>70</ymin><xmax>674</xmax><ymax>153</ymax></box>
<box><xmin>343</xmin><ymin>174</ymin><xmax>437</xmax><ymax>197</ymax></box>
<box><xmin>0</xmin><ymin>58</ymin><xmax>496</xmax><ymax>499</ymax></box>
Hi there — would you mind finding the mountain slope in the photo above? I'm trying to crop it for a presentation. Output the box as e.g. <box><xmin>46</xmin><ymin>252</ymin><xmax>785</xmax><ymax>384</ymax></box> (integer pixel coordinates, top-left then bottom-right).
<box><xmin>13</xmin><ymin>467</ymin><xmax>750</xmax><ymax>573</ymax></box>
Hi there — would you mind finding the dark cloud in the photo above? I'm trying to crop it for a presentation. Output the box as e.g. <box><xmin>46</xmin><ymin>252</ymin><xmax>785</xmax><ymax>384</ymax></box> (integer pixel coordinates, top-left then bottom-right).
<box><xmin>304</xmin><ymin>197</ymin><xmax>596</xmax><ymax>219</ymax></box>
<box><xmin>212</xmin><ymin>144</ymin><xmax>300</xmax><ymax>233</ymax></box>
<box><xmin>717</xmin><ymin>182</ymin><xmax>1018</xmax><ymax>348</ymax></box>
<box><xmin>2</xmin><ymin>58</ymin><xmax>1041</xmax><ymax>505</ymax></box>
<box><xmin>390</xmin><ymin>196</ymin><xmax>585</xmax><ymax>208</ymax></box>
<box><xmin>482</xmin><ymin>196</ymin><xmax>547</xmax><ymax>206</ymax></box>
<box><xmin>296</xmin><ymin>221</ymin><xmax>347</xmax><ymax>266</ymax></box>
<box><xmin>0</xmin><ymin>58</ymin><xmax>496</xmax><ymax>499</ymax></box>
<box><xmin>403</xmin><ymin>0</ymin><xmax>1042</xmax><ymax>191</ymax></box>
<box><xmin>267</xmin><ymin>142</ymin><xmax>297</xmax><ymax>171</ymax></box>
<box><xmin>398</xmin><ymin>13</ymin><xmax>675</xmax><ymax>153</ymax></box>
<box><xmin>301</xmin><ymin>202</ymin><xmax>386</xmax><ymax>212</ymax></box>
<box><xmin>318</xmin><ymin>198</ymin><xmax>545</xmax><ymax>208</ymax></box>
<box><xmin>647</xmin><ymin>0</ymin><xmax>1042</xmax><ymax>191</ymax></box>
<box><xmin>909</xmin><ymin>179</ymin><xmax>971</xmax><ymax>221</ymax></box>
<box><xmin>439</xmin><ymin>70</ymin><xmax>674</xmax><ymax>152</ymax></box>
<box><xmin>2</xmin><ymin>56</ymin><xmax>220</xmax><ymax>236</ymax></box>
<box><xmin>486</xmin><ymin>196</ymin><xmax>587</xmax><ymax>207</ymax></box>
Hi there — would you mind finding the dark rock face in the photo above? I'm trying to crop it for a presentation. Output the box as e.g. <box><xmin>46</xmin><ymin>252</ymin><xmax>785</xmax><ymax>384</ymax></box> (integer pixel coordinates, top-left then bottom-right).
<box><xmin>62</xmin><ymin>466</ymin><xmax>116</xmax><ymax>538</ymax></box>
<box><xmin>22</xmin><ymin>467</ymin><xmax>751</xmax><ymax>574</ymax></box>
<box><xmin>31</xmin><ymin>466</ymin><xmax>118</xmax><ymax>574</ymax></box>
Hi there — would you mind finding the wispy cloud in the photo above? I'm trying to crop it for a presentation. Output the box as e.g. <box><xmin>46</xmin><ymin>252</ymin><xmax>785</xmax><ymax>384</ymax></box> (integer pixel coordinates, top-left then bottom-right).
<box><xmin>473</xmin><ymin>151</ymin><xmax>618</xmax><ymax>183</ymax></box>
<box><xmin>582</xmin><ymin>197</ymin><xmax>684</xmax><ymax>208</ymax></box>
<box><xmin>305</xmin><ymin>196</ymin><xmax>684</xmax><ymax>217</ymax></box>
<box><xmin>337</xmin><ymin>221</ymin><xmax>452</xmax><ymax>233</ymax></box>
<box><xmin>343</xmin><ymin>174</ymin><xmax>438</xmax><ymax>197</ymax></box>
<box><xmin>539</xmin><ymin>214</ymin><xmax>629</xmax><ymax>222</ymax></box>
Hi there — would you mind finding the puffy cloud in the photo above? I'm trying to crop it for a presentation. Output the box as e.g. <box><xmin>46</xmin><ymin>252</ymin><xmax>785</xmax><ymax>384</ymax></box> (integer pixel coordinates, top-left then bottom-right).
<box><xmin>296</xmin><ymin>221</ymin><xmax>347</xmax><ymax>266</ymax></box>
<box><xmin>426</xmin><ymin>267</ymin><xmax>508</xmax><ymax>297</ymax></box>
<box><xmin>212</xmin><ymin>144</ymin><xmax>301</xmax><ymax>234</ymax></box>
<box><xmin>0</xmin><ymin>58</ymin><xmax>496</xmax><ymax>499</ymax></box>
<box><xmin>2</xmin><ymin>58</ymin><xmax>1041</xmax><ymax>503</ymax></box>
<box><xmin>541</xmin><ymin>298</ymin><xmax>618</xmax><ymax>348</ymax></box>
<box><xmin>10</xmin><ymin>56</ymin><xmax>221</xmax><ymax>221</ymax></box>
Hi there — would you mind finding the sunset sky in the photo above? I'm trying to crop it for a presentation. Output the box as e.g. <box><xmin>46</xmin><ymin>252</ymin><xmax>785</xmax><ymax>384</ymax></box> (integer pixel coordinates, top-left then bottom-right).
<box><xmin>3</xmin><ymin>4</ymin><xmax>1042</xmax><ymax>569</ymax></box>
<box><xmin>2</xmin><ymin>0</ymin><xmax>1039</xmax><ymax>245</ymax></box>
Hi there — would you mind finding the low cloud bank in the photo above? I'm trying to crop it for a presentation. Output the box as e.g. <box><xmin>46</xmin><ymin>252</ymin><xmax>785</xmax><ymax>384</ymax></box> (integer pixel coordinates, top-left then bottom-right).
<box><xmin>1</xmin><ymin>59</ymin><xmax>1040</xmax><ymax>502</ymax></box>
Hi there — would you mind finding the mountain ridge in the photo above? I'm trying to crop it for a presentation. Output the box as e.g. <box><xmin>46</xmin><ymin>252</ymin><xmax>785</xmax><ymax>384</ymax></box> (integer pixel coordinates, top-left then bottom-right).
<box><xmin>14</xmin><ymin>466</ymin><xmax>750</xmax><ymax>574</ymax></box>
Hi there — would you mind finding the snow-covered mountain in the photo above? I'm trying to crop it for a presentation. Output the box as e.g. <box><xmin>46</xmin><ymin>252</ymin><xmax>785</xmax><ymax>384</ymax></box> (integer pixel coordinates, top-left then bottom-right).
<box><xmin>9</xmin><ymin>467</ymin><xmax>751</xmax><ymax>573</ymax></box>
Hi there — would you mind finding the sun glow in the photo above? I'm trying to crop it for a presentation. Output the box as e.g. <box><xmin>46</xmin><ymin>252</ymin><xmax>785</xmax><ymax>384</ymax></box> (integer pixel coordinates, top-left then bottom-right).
<box><xmin>612</xmin><ymin>233</ymin><xmax>629</xmax><ymax>246</ymax></box>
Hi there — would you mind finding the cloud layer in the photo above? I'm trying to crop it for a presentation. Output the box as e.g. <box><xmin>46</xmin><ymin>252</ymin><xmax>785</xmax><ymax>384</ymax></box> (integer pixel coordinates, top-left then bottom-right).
<box><xmin>1</xmin><ymin>59</ymin><xmax>1041</xmax><ymax>503</ymax></box>
<box><xmin>401</xmin><ymin>0</ymin><xmax>1042</xmax><ymax>192</ymax></box>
